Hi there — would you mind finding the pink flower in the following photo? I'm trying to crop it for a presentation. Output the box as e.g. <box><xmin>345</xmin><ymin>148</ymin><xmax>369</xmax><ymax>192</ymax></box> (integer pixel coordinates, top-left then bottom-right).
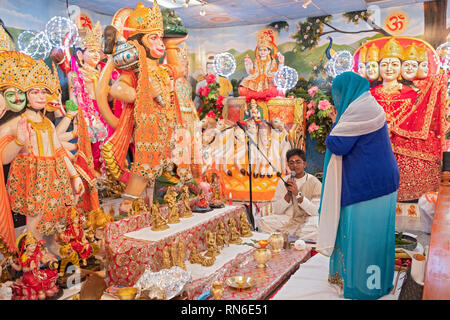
<box><xmin>306</xmin><ymin>109</ymin><xmax>315</xmax><ymax>120</ymax></box>
<box><xmin>206</xmin><ymin>110</ymin><xmax>216</xmax><ymax>118</ymax></box>
<box><xmin>308</xmin><ymin>123</ymin><xmax>320</xmax><ymax>133</ymax></box>
<box><xmin>307</xmin><ymin>100</ymin><xmax>316</xmax><ymax>110</ymax></box>
<box><xmin>308</xmin><ymin>86</ymin><xmax>319</xmax><ymax>97</ymax></box>
<box><xmin>216</xmin><ymin>95</ymin><xmax>225</xmax><ymax>106</ymax></box>
<box><xmin>200</xmin><ymin>86</ymin><xmax>210</xmax><ymax>97</ymax></box>
<box><xmin>318</xmin><ymin>99</ymin><xmax>331</xmax><ymax>110</ymax></box>
<box><xmin>206</xmin><ymin>74</ymin><xmax>216</xmax><ymax>84</ymax></box>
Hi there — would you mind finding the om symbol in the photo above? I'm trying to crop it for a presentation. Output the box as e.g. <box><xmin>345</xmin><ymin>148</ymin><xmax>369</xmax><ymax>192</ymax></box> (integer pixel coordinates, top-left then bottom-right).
<box><xmin>384</xmin><ymin>11</ymin><xmax>409</xmax><ymax>34</ymax></box>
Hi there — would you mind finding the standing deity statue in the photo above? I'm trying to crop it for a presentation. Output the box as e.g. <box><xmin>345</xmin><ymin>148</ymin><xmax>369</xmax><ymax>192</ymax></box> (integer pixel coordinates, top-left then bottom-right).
<box><xmin>96</xmin><ymin>1</ymin><xmax>192</xmax><ymax>215</ymax></box>
<box><xmin>365</xmin><ymin>43</ymin><xmax>380</xmax><ymax>82</ymax></box>
<box><xmin>164</xmin><ymin>186</ymin><xmax>180</xmax><ymax>224</ymax></box>
<box><xmin>1</xmin><ymin>58</ymin><xmax>84</xmax><ymax>254</ymax></box>
<box><xmin>367</xmin><ymin>37</ymin><xmax>447</xmax><ymax>201</ymax></box>
<box><xmin>150</xmin><ymin>203</ymin><xmax>169</xmax><ymax>231</ymax></box>
<box><xmin>239</xmin><ymin>28</ymin><xmax>284</xmax><ymax>101</ymax></box>
<box><xmin>179</xmin><ymin>185</ymin><xmax>193</xmax><ymax>218</ymax></box>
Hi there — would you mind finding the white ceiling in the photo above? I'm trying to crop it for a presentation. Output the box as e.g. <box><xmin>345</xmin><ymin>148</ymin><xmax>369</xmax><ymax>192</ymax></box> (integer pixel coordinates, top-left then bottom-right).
<box><xmin>60</xmin><ymin>0</ymin><xmax>434</xmax><ymax>28</ymax></box>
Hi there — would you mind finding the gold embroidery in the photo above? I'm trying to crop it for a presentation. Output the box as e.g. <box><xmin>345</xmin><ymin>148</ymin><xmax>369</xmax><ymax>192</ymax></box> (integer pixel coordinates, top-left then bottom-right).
<box><xmin>328</xmin><ymin>272</ymin><xmax>344</xmax><ymax>289</ymax></box>
<box><xmin>26</xmin><ymin>117</ymin><xmax>55</xmax><ymax>156</ymax></box>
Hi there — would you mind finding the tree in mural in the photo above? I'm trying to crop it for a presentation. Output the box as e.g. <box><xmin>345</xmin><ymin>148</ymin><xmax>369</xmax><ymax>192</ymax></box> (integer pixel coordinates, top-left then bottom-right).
<box><xmin>292</xmin><ymin>10</ymin><xmax>390</xmax><ymax>51</ymax></box>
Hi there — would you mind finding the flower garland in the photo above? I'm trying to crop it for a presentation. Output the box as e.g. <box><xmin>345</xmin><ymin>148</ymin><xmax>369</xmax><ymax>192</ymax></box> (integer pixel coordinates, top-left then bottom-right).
<box><xmin>304</xmin><ymin>86</ymin><xmax>334</xmax><ymax>153</ymax></box>
<box><xmin>197</xmin><ymin>74</ymin><xmax>225</xmax><ymax>121</ymax></box>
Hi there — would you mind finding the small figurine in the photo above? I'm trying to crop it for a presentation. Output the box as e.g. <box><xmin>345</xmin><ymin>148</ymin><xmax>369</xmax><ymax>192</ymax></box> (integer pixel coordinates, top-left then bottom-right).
<box><xmin>150</xmin><ymin>203</ymin><xmax>169</xmax><ymax>231</ymax></box>
<box><xmin>228</xmin><ymin>218</ymin><xmax>242</xmax><ymax>244</ymax></box>
<box><xmin>217</xmin><ymin>221</ymin><xmax>229</xmax><ymax>248</ymax></box>
<box><xmin>57</xmin><ymin>208</ymin><xmax>92</xmax><ymax>266</ymax></box>
<box><xmin>204</xmin><ymin>231</ymin><xmax>220</xmax><ymax>258</ymax></box>
<box><xmin>164</xmin><ymin>187</ymin><xmax>180</xmax><ymax>224</ymax></box>
<box><xmin>179</xmin><ymin>185</ymin><xmax>193</xmax><ymax>218</ymax></box>
<box><xmin>176</xmin><ymin>240</ymin><xmax>186</xmax><ymax>270</ymax></box>
<box><xmin>170</xmin><ymin>242</ymin><xmax>178</xmax><ymax>267</ymax></box>
<box><xmin>9</xmin><ymin>232</ymin><xmax>59</xmax><ymax>300</ymax></box>
<box><xmin>188</xmin><ymin>243</ymin><xmax>202</xmax><ymax>264</ymax></box>
<box><xmin>211</xmin><ymin>281</ymin><xmax>224</xmax><ymax>300</ymax></box>
<box><xmin>196</xmin><ymin>189</ymin><xmax>210</xmax><ymax>209</ymax></box>
<box><xmin>58</xmin><ymin>242</ymin><xmax>80</xmax><ymax>277</ymax></box>
<box><xmin>240</xmin><ymin>212</ymin><xmax>253</xmax><ymax>237</ymax></box>
<box><xmin>130</xmin><ymin>198</ymin><xmax>148</xmax><ymax>216</ymax></box>
<box><xmin>162</xmin><ymin>247</ymin><xmax>171</xmax><ymax>269</ymax></box>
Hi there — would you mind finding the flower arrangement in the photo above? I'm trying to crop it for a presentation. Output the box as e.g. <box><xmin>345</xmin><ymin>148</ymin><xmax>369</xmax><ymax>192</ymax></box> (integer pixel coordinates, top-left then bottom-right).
<box><xmin>305</xmin><ymin>86</ymin><xmax>335</xmax><ymax>153</ymax></box>
<box><xmin>198</xmin><ymin>74</ymin><xmax>226</xmax><ymax>121</ymax></box>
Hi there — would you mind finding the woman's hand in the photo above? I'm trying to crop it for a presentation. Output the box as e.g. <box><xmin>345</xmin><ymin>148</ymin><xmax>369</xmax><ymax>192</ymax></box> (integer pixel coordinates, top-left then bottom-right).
<box><xmin>72</xmin><ymin>176</ymin><xmax>85</xmax><ymax>203</ymax></box>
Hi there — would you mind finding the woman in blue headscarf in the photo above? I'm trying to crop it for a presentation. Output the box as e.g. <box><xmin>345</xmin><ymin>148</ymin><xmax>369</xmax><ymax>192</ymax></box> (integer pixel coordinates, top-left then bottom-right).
<box><xmin>317</xmin><ymin>72</ymin><xmax>400</xmax><ymax>300</ymax></box>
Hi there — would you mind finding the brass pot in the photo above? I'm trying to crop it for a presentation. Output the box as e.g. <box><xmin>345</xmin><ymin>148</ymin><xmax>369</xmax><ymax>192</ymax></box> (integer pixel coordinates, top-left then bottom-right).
<box><xmin>253</xmin><ymin>248</ymin><xmax>271</xmax><ymax>268</ymax></box>
<box><xmin>268</xmin><ymin>232</ymin><xmax>284</xmax><ymax>253</ymax></box>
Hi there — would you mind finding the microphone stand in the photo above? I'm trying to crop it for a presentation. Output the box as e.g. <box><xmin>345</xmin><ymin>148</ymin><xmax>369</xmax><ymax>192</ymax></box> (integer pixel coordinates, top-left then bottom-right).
<box><xmin>234</xmin><ymin>122</ymin><xmax>290</xmax><ymax>230</ymax></box>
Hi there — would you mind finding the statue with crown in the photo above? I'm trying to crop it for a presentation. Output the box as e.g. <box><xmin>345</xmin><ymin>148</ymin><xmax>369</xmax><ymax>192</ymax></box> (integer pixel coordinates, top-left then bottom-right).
<box><xmin>354</xmin><ymin>37</ymin><xmax>448</xmax><ymax>201</ymax></box>
<box><xmin>0</xmin><ymin>25</ymin><xmax>92</xmax><ymax>260</ymax></box>
<box><xmin>96</xmin><ymin>1</ymin><xmax>193</xmax><ymax>215</ymax></box>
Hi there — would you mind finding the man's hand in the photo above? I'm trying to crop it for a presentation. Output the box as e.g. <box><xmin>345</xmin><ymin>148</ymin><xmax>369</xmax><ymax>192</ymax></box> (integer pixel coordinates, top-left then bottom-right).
<box><xmin>286</xmin><ymin>178</ymin><xmax>299</xmax><ymax>195</ymax></box>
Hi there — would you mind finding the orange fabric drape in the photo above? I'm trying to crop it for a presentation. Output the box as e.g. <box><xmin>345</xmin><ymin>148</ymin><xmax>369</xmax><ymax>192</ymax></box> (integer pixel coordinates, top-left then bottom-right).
<box><xmin>0</xmin><ymin>135</ymin><xmax>17</xmax><ymax>255</ymax></box>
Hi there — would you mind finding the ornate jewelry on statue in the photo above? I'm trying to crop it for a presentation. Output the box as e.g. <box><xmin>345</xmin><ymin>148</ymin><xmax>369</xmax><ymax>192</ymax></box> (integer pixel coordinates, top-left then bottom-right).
<box><xmin>23</xmin><ymin>59</ymin><xmax>61</xmax><ymax>94</ymax></box>
<box><xmin>80</xmin><ymin>21</ymin><xmax>103</xmax><ymax>51</ymax></box>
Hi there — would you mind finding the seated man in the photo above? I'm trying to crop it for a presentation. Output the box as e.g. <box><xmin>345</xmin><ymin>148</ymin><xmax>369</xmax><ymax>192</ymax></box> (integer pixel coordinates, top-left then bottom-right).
<box><xmin>258</xmin><ymin>149</ymin><xmax>322</xmax><ymax>241</ymax></box>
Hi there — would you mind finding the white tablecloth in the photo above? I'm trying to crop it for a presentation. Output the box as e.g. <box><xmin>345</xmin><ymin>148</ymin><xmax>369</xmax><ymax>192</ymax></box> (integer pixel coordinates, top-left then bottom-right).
<box><xmin>272</xmin><ymin>253</ymin><xmax>404</xmax><ymax>300</ymax></box>
<box><xmin>124</xmin><ymin>205</ymin><xmax>240</xmax><ymax>242</ymax></box>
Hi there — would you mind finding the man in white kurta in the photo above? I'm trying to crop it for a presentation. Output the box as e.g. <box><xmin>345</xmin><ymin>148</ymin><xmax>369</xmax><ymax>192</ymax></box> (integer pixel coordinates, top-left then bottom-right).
<box><xmin>258</xmin><ymin>149</ymin><xmax>322</xmax><ymax>241</ymax></box>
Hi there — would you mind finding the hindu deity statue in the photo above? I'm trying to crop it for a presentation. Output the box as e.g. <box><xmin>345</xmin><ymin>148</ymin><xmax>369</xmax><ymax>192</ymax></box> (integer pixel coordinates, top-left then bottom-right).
<box><xmin>239</xmin><ymin>212</ymin><xmax>253</xmax><ymax>238</ymax></box>
<box><xmin>369</xmin><ymin>37</ymin><xmax>447</xmax><ymax>200</ymax></box>
<box><xmin>216</xmin><ymin>221</ymin><xmax>229</xmax><ymax>248</ymax></box>
<box><xmin>228</xmin><ymin>218</ymin><xmax>242</xmax><ymax>244</ymax></box>
<box><xmin>176</xmin><ymin>239</ymin><xmax>186</xmax><ymax>270</ymax></box>
<box><xmin>150</xmin><ymin>203</ymin><xmax>169</xmax><ymax>231</ymax></box>
<box><xmin>179</xmin><ymin>185</ymin><xmax>193</xmax><ymax>218</ymax></box>
<box><xmin>365</xmin><ymin>43</ymin><xmax>380</xmax><ymax>82</ymax></box>
<box><xmin>401</xmin><ymin>42</ymin><xmax>420</xmax><ymax>82</ymax></box>
<box><xmin>1</xmin><ymin>58</ymin><xmax>84</xmax><ymax>254</ymax></box>
<box><xmin>0</xmin><ymin>50</ymin><xmax>36</xmax><ymax>257</ymax></box>
<box><xmin>8</xmin><ymin>232</ymin><xmax>59</xmax><ymax>300</ymax></box>
<box><xmin>204</xmin><ymin>231</ymin><xmax>219</xmax><ymax>258</ymax></box>
<box><xmin>239</xmin><ymin>28</ymin><xmax>284</xmax><ymax>101</ymax></box>
<box><xmin>56</xmin><ymin>208</ymin><xmax>92</xmax><ymax>266</ymax></box>
<box><xmin>96</xmin><ymin>1</ymin><xmax>192</xmax><ymax>215</ymax></box>
<box><xmin>357</xmin><ymin>45</ymin><xmax>368</xmax><ymax>77</ymax></box>
<box><xmin>164</xmin><ymin>186</ymin><xmax>180</xmax><ymax>224</ymax></box>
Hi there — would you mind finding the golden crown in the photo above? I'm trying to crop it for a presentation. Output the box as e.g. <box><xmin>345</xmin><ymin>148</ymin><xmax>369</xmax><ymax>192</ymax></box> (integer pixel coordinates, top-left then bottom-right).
<box><xmin>16</xmin><ymin>232</ymin><xmax>37</xmax><ymax>250</ymax></box>
<box><xmin>402</xmin><ymin>42</ymin><xmax>420</xmax><ymax>61</ymax></box>
<box><xmin>256</xmin><ymin>28</ymin><xmax>278</xmax><ymax>51</ymax></box>
<box><xmin>0</xmin><ymin>25</ymin><xmax>15</xmax><ymax>52</ymax></box>
<box><xmin>23</xmin><ymin>59</ymin><xmax>61</xmax><ymax>94</ymax></box>
<box><xmin>358</xmin><ymin>45</ymin><xmax>368</xmax><ymax>63</ymax></box>
<box><xmin>380</xmin><ymin>38</ymin><xmax>404</xmax><ymax>60</ymax></box>
<box><xmin>127</xmin><ymin>1</ymin><xmax>163</xmax><ymax>37</ymax></box>
<box><xmin>80</xmin><ymin>21</ymin><xmax>103</xmax><ymax>51</ymax></box>
<box><xmin>0</xmin><ymin>51</ymin><xmax>35</xmax><ymax>91</ymax></box>
<box><xmin>366</xmin><ymin>43</ymin><xmax>380</xmax><ymax>62</ymax></box>
<box><xmin>417</xmin><ymin>45</ymin><xmax>428</xmax><ymax>62</ymax></box>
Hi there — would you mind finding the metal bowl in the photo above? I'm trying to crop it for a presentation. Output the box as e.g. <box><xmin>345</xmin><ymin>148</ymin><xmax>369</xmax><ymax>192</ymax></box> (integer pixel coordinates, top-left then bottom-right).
<box><xmin>225</xmin><ymin>276</ymin><xmax>256</xmax><ymax>290</ymax></box>
<box><xmin>395</xmin><ymin>233</ymin><xmax>418</xmax><ymax>251</ymax></box>
<box><xmin>116</xmin><ymin>287</ymin><xmax>138</xmax><ymax>300</ymax></box>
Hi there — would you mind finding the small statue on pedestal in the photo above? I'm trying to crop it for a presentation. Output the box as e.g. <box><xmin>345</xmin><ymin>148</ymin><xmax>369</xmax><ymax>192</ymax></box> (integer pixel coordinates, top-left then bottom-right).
<box><xmin>204</xmin><ymin>231</ymin><xmax>220</xmax><ymax>258</ymax></box>
<box><xmin>240</xmin><ymin>212</ymin><xmax>253</xmax><ymax>237</ymax></box>
<box><xmin>228</xmin><ymin>218</ymin><xmax>242</xmax><ymax>244</ymax></box>
<box><xmin>58</xmin><ymin>242</ymin><xmax>80</xmax><ymax>277</ymax></box>
<box><xmin>150</xmin><ymin>203</ymin><xmax>169</xmax><ymax>231</ymax></box>
<box><xmin>164</xmin><ymin>187</ymin><xmax>180</xmax><ymax>224</ymax></box>
<box><xmin>196</xmin><ymin>189</ymin><xmax>210</xmax><ymax>209</ymax></box>
<box><xmin>179</xmin><ymin>185</ymin><xmax>193</xmax><ymax>218</ymax></box>
<box><xmin>176</xmin><ymin>239</ymin><xmax>186</xmax><ymax>270</ymax></box>
<box><xmin>130</xmin><ymin>198</ymin><xmax>148</xmax><ymax>216</ymax></box>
